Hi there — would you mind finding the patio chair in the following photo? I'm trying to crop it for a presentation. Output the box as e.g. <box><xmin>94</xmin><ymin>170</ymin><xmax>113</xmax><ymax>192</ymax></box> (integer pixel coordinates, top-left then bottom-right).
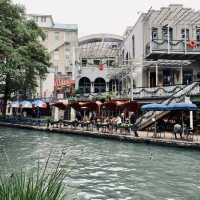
<box><xmin>184</xmin><ymin>127</ymin><xmax>194</xmax><ymax>141</ymax></box>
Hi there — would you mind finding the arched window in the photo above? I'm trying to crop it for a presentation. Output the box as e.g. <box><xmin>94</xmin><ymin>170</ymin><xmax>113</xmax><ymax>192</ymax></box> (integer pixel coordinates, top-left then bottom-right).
<box><xmin>122</xmin><ymin>49</ymin><xmax>125</xmax><ymax>64</ymax></box>
<box><xmin>78</xmin><ymin>77</ymin><xmax>91</xmax><ymax>94</ymax></box>
<box><xmin>126</xmin><ymin>52</ymin><xmax>129</xmax><ymax>64</ymax></box>
<box><xmin>94</xmin><ymin>78</ymin><xmax>106</xmax><ymax>93</ymax></box>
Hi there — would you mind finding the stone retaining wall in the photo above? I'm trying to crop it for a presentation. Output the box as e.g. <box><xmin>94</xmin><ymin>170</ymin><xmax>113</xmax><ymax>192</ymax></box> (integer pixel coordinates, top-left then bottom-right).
<box><xmin>1</xmin><ymin>122</ymin><xmax>200</xmax><ymax>150</ymax></box>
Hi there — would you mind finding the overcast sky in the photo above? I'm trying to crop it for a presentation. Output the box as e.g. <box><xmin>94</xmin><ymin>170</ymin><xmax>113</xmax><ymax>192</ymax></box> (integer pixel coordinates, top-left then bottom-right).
<box><xmin>12</xmin><ymin>0</ymin><xmax>200</xmax><ymax>37</ymax></box>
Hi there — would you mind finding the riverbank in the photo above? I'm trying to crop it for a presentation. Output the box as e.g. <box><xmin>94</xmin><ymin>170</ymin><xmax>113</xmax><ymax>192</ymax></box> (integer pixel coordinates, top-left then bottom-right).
<box><xmin>1</xmin><ymin>122</ymin><xmax>200</xmax><ymax>150</ymax></box>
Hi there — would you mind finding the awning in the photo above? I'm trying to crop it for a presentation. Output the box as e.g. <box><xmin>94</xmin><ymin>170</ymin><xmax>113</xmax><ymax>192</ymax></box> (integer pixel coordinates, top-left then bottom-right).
<box><xmin>141</xmin><ymin>103</ymin><xmax>197</xmax><ymax>111</ymax></box>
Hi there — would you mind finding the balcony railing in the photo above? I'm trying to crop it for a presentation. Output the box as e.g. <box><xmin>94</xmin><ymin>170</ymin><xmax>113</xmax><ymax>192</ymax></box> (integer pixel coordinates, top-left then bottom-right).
<box><xmin>146</xmin><ymin>39</ymin><xmax>200</xmax><ymax>56</ymax></box>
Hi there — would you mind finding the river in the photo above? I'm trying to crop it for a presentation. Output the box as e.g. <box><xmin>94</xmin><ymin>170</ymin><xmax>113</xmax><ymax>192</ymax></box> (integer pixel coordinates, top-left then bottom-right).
<box><xmin>0</xmin><ymin>127</ymin><xmax>200</xmax><ymax>200</ymax></box>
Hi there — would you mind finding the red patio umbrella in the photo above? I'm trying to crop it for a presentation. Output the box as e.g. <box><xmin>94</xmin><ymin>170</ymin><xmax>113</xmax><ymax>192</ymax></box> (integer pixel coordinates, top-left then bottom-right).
<box><xmin>52</xmin><ymin>102</ymin><xmax>69</xmax><ymax>110</ymax></box>
<box><xmin>122</xmin><ymin>101</ymin><xmax>139</xmax><ymax>113</ymax></box>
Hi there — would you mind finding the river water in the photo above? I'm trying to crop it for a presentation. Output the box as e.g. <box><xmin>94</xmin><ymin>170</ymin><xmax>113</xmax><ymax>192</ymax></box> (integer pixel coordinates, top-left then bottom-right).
<box><xmin>0</xmin><ymin>127</ymin><xmax>200</xmax><ymax>200</ymax></box>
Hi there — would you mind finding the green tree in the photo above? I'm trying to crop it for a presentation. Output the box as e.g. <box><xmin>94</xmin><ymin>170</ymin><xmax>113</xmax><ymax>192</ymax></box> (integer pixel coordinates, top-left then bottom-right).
<box><xmin>0</xmin><ymin>0</ymin><xmax>50</xmax><ymax>116</ymax></box>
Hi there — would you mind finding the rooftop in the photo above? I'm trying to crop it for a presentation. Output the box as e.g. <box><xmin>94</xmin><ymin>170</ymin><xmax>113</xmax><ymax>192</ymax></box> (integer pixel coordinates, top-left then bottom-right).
<box><xmin>53</xmin><ymin>23</ymin><xmax>78</xmax><ymax>31</ymax></box>
<box><xmin>27</xmin><ymin>14</ymin><xmax>78</xmax><ymax>31</ymax></box>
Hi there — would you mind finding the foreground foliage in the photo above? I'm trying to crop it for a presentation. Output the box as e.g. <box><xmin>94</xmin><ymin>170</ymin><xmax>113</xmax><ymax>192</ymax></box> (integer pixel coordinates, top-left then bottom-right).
<box><xmin>0</xmin><ymin>158</ymin><xmax>66</xmax><ymax>200</ymax></box>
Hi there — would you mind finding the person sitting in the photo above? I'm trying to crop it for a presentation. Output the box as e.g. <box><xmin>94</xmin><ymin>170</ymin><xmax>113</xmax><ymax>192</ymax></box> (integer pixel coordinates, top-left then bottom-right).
<box><xmin>115</xmin><ymin>115</ymin><xmax>122</xmax><ymax>133</ymax></box>
<box><xmin>121</xmin><ymin>113</ymin><xmax>125</xmax><ymax>123</ymax></box>
<box><xmin>173</xmin><ymin>123</ymin><xmax>182</xmax><ymax>139</ymax></box>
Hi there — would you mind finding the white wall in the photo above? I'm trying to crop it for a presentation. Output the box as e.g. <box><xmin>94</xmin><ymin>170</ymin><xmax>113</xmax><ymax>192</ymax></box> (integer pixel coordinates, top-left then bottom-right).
<box><xmin>41</xmin><ymin>68</ymin><xmax>55</xmax><ymax>98</ymax></box>
<box><xmin>122</xmin><ymin>15</ymin><xmax>145</xmax><ymax>60</ymax></box>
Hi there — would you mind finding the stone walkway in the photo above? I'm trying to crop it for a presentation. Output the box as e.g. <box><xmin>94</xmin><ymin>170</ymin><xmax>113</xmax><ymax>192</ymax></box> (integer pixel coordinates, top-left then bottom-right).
<box><xmin>1</xmin><ymin>122</ymin><xmax>200</xmax><ymax>150</ymax></box>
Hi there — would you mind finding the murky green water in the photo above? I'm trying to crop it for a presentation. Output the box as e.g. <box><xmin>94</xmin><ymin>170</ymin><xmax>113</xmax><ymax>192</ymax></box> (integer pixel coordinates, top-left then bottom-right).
<box><xmin>0</xmin><ymin>127</ymin><xmax>200</xmax><ymax>199</ymax></box>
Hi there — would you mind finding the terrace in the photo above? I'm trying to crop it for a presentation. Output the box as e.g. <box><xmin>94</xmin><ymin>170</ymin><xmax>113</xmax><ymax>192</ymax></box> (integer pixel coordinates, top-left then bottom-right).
<box><xmin>144</xmin><ymin>5</ymin><xmax>200</xmax><ymax>60</ymax></box>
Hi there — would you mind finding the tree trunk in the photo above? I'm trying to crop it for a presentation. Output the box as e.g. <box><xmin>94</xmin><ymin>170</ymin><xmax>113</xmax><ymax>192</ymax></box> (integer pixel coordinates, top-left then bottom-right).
<box><xmin>2</xmin><ymin>74</ymin><xmax>10</xmax><ymax>117</ymax></box>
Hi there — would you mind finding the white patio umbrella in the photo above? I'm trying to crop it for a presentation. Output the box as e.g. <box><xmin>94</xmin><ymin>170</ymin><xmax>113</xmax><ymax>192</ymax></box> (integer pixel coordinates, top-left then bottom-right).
<box><xmin>11</xmin><ymin>101</ymin><xmax>20</xmax><ymax>108</ymax></box>
<box><xmin>20</xmin><ymin>100</ymin><xmax>32</xmax><ymax>108</ymax></box>
<box><xmin>32</xmin><ymin>100</ymin><xmax>47</xmax><ymax>108</ymax></box>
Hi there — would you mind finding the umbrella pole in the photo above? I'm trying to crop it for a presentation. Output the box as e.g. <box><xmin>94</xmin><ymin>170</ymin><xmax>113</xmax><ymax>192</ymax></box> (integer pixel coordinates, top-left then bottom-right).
<box><xmin>154</xmin><ymin>113</ymin><xmax>157</xmax><ymax>137</ymax></box>
<box><xmin>190</xmin><ymin>111</ymin><xmax>193</xmax><ymax>129</ymax></box>
<box><xmin>182</xmin><ymin>111</ymin><xmax>184</xmax><ymax>135</ymax></box>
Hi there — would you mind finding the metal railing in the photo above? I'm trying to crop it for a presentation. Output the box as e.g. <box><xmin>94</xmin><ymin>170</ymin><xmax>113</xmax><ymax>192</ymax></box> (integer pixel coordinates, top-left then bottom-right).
<box><xmin>146</xmin><ymin>39</ymin><xmax>200</xmax><ymax>55</ymax></box>
<box><xmin>130</xmin><ymin>85</ymin><xmax>186</xmax><ymax>99</ymax></box>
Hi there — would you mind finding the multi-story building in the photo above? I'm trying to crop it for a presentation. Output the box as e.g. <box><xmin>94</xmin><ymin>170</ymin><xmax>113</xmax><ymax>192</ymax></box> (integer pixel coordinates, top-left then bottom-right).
<box><xmin>27</xmin><ymin>14</ymin><xmax>78</xmax><ymax>99</ymax></box>
<box><xmin>121</xmin><ymin>4</ymin><xmax>200</xmax><ymax>91</ymax></box>
<box><xmin>76</xmin><ymin>34</ymin><xmax>123</xmax><ymax>94</ymax></box>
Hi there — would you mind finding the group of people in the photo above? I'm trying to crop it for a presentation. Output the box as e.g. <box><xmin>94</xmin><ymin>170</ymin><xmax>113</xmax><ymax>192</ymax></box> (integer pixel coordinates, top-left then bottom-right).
<box><xmin>75</xmin><ymin>111</ymin><xmax>139</xmax><ymax>137</ymax></box>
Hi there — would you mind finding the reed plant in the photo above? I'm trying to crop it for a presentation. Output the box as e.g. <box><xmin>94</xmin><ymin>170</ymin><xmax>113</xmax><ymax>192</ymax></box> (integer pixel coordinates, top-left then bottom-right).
<box><xmin>0</xmin><ymin>153</ymin><xmax>67</xmax><ymax>200</ymax></box>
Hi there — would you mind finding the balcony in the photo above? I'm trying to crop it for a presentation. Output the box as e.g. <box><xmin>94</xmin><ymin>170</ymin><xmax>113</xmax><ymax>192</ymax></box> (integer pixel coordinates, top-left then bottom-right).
<box><xmin>145</xmin><ymin>39</ymin><xmax>200</xmax><ymax>60</ymax></box>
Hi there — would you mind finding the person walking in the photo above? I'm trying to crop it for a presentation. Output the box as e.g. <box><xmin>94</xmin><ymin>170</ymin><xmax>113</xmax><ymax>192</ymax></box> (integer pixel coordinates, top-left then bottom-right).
<box><xmin>130</xmin><ymin>112</ymin><xmax>139</xmax><ymax>137</ymax></box>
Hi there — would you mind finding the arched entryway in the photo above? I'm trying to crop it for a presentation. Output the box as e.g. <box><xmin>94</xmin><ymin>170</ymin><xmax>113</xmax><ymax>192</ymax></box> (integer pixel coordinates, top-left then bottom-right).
<box><xmin>109</xmin><ymin>79</ymin><xmax>120</xmax><ymax>92</ymax></box>
<box><xmin>94</xmin><ymin>78</ymin><xmax>106</xmax><ymax>93</ymax></box>
<box><xmin>78</xmin><ymin>77</ymin><xmax>91</xmax><ymax>94</ymax></box>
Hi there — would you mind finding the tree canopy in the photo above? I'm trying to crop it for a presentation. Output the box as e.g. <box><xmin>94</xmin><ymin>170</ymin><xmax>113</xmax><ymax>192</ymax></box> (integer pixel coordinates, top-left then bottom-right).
<box><xmin>0</xmin><ymin>0</ymin><xmax>50</xmax><ymax>114</ymax></box>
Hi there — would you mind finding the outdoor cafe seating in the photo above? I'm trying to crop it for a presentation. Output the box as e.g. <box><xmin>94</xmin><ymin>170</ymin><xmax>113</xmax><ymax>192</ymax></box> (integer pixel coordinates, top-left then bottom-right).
<box><xmin>141</xmin><ymin>102</ymin><xmax>197</xmax><ymax>140</ymax></box>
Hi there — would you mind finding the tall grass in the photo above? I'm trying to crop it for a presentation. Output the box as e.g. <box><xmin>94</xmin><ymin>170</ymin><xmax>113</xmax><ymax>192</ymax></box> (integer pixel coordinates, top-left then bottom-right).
<box><xmin>0</xmin><ymin>153</ymin><xmax>67</xmax><ymax>200</ymax></box>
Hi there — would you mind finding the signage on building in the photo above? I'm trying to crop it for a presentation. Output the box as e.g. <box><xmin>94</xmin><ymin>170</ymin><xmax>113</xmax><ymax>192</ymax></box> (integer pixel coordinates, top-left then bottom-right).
<box><xmin>54</xmin><ymin>79</ymin><xmax>75</xmax><ymax>89</ymax></box>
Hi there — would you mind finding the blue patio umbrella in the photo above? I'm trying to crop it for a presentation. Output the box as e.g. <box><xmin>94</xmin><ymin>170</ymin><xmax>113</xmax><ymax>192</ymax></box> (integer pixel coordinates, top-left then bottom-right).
<box><xmin>141</xmin><ymin>103</ymin><xmax>168</xmax><ymax>111</ymax></box>
<box><xmin>167</xmin><ymin>103</ymin><xmax>197</xmax><ymax>111</ymax></box>
<box><xmin>141</xmin><ymin>103</ymin><xmax>168</xmax><ymax>136</ymax></box>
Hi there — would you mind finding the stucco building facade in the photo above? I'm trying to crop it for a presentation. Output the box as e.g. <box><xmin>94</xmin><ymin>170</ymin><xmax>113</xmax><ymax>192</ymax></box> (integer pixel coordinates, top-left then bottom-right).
<box><xmin>27</xmin><ymin>14</ymin><xmax>78</xmax><ymax>98</ymax></box>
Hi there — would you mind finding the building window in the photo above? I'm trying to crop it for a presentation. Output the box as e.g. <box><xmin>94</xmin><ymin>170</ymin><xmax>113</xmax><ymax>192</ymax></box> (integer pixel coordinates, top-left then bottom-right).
<box><xmin>67</xmin><ymin>72</ymin><xmax>72</xmax><ymax>77</ymax></box>
<box><xmin>122</xmin><ymin>50</ymin><xmax>125</xmax><ymax>64</ymax></box>
<box><xmin>132</xmin><ymin>35</ymin><xmax>135</xmax><ymax>58</ymax></box>
<box><xmin>181</xmin><ymin>29</ymin><xmax>189</xmax><ymax>40</ymax></box>
<box><xmin>93</xmin><ymin>59</ymin><xmax>100</xmax><ymax>65</ymax></box>
<box><xmin>41</xmin><ymin>16</ymin><xmax>46</xmax><ymax>23</ymax></box>
<box><xmin>35</xmin><ymin>16</ymin><xmax>38</xmax><ymax>22</ymax></box>
<box><xmin>106</xmin><ymin>59</ymin><xmax>115</xmax><ymax>67</ymax></box>
<box><xmin>162</xmin><ymin>26</ymin><xmax>173</xmax><ymax>41</ymax></box>
<box><xmin>54</xmin><ymin>49</ymin><xmax>59</xmax><ymax>60</ymax></box>
<box><xmin>82</xmin><ymin>59</ymin><xmax>87</xmax><ymax>67</ymax></box>
<box><xmin>183</xmin><ymin>70</ymin><xmax>193</xmax><ymax>85</ymax></box>
<box><xmin>152</xmin><ymin>27</ymin><xmax>158</xmax><ymax>40</ymax></box>
<box><xmin>111</xmin><ymin>44</ymin><xmax>117</xmax><ymax>48</ymax></box>
<box><xmin>196</xmin><ymin>28</ymin><xmax>200</xmax><ymax>42</ymax></box>
<box><xmin>125</xmin><ymin>52</ymin><xmax>129</xmax><ymax>64</ymax></box>
<box><xmin>55</xmin><ymin>32</ymin><xmax>60</xmax><ymax>41</ymax></box>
